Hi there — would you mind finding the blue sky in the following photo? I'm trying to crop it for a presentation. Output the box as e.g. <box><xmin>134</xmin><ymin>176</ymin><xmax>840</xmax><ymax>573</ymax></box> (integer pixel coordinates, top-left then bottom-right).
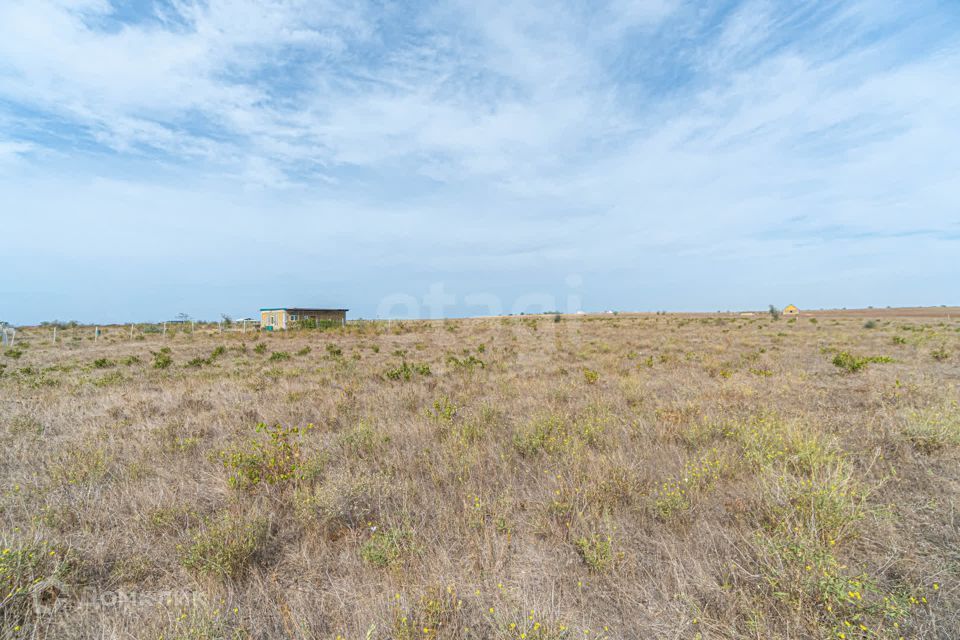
<box><xmin>1</xmin><ymin>0</ymin><xmax>958</xmax><ymax>324</ymax></box>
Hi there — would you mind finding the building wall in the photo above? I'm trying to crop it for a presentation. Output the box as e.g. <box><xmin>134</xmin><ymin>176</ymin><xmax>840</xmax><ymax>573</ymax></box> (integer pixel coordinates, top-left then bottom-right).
<box><xmin>261</xmin><ymin>310</ymin><xmax>287</xmax><ymax>330</ymax></box>
<box><xmin>294</xmin><ymin>310</ymin><xmax>346</xmax><ymax>324</ymax></box>
<box><xmin>261</xmin><ymin>309</ymin><xmax>346</xmax><ymax>329</ymax></box>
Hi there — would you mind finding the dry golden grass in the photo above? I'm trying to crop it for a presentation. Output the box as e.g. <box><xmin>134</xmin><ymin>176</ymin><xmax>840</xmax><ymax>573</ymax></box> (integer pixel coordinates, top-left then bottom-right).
<box><xmin>1</xmin><ymin>314</ymin><xmax>958</xmax><ymax>639</ymax></box>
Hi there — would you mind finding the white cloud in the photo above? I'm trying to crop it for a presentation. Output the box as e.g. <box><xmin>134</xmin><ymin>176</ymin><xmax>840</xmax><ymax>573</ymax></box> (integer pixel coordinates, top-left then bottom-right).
<box><xmin>0</xmin><ymin>1</ymin><xmax>958</xmax><ymax>322</ymax></box>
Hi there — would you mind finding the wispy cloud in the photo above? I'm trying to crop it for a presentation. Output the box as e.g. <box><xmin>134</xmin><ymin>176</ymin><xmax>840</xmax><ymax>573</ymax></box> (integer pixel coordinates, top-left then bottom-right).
<box><xmin>1</xmin><ymin>0</ymin><xmax>958</xmax><ymax>322</ymax></box>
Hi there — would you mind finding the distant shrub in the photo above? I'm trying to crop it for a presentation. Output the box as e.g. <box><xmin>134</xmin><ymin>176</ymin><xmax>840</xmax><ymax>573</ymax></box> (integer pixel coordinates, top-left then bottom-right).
<box><xmin>863</xmin><ymin>320</ymin><xmax>878</xmax><ymax>329</ymax></box>
<box><xmin>831</xmin><ymin>352</ymin><xmax>892</xmax><ymax>373</ymax></box>
<box><xmin>892</xmin><ymin>335</ymin><xmax>907</xmax><ymax>345</ymax></box>
<box><xmin>210</xmin><ymin>345</ymin><xmax>227</xmax><ymax>359</ymax></box>
<box><xmin>296</xmin><ymin>346</ymin><xmax>311</xmax><ymax>356</ymax></box>
<box><xmin>152</xmin><ymin>347</ymin><xmax>173</xmax><ymax>369</ymax></box>
<box><xmin>269</xmin><ymin>351</ymin><xmax>291</xmax><ymax>362</ymax></box>
<box><xmin>253</xmin><ymin>343</ymin><xmax>267</xmax><ymax>355</ymax></box>
<box><xmin>92</xmin><ymin>358</ymin><xmax>114</xmax><ymax>369</ymax></box>
<box><xmin>325</xmin><ymin>344</ymin><xmax>342</xmax><ymax>357</ymax></box>
<box><xmin>446</xmin><ymin>354</ymin><xmax>484</xmax><ymax>371</ymax></box>
<box><xmin>384</xmin><ymin>361</ymin><xmax>431</xmax><ymax>381</ymax></box>
<box><xmin>412</xmin><ymin>362</ymin><xmax>431</xmax><ymax>376</ymax></box>
<box><xmin>931</xmin><ymin>346</ymin><xmax>950</xmax><ymax>361</ymax></box>
<box><xmin>4</xmin><ymin>348</ymin><xmax>23</xmax><ymax>360</ymax></box>
<box><xmin>769</xmin><ymin>305</ymin><xmax>782</xmax><ymax>321</ymax></box>
<box><xmin>583</xmin><ymin>368</ymin><xmax>599</xmax><ymax>384</ymax></box>
<box><xmin>123</xmin><ymin>355</ymin><xmax>141</xmax><ymax>366</ymax></box>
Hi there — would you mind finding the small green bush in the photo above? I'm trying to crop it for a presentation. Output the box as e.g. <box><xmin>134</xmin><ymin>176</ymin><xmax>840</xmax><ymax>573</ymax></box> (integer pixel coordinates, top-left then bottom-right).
<box><xmin>384</xmin><ymin>361</ymin><xmax>430</xmax><ymax>381</ymax></box>
<box><xmin>360</xmin><ymin>527</ymin><xmax>412</xmax><ymax>568</ymax></box>
<box><xmin>180</xmin><ymin>513</ymin><xmax>268</xmax><ymax>578</ymax></box>
<box><xmin>152</xmin><ymin>347</ymin><xmax>173</xmax><ymax>369</ymax></box>
<box><xmin>447</xmin><ymin>354</ymin><xmax>484</xmax><ymax>371</ymax></box>
<box><xmin>931</xmin><ymin>346</ymin><xmax>950</xmax><ymax>361</ymax></box>
<box><xmin>831</xmin><ymin>352</ymin><xmax>892</xmax><ymax>373</ymax></box>
<box><xmin>574</xmin><ymin>534</ymin><xmax>613</xmax><ymax>572</ymax></box>
<box><xmin>92</xmin><ymin>358</ymin><xmax>114</xmax><ymax>369</ymax></box>
<box><xmin>218</xmin><ymin>423</ymin><xmax>314</xmax><ymax>489</ymax></box>
<box><xmin>269</xmin><ymin>351</ymin><xmax>291</xmax><ymax>361</ymax></box>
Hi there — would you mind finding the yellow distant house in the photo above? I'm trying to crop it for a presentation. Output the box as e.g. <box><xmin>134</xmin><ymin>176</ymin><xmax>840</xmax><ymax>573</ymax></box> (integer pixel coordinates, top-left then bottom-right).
<box><xmin>783</xmin><ymin>304</ymin><xmax>800</xmax><ymax>317</ymax></box>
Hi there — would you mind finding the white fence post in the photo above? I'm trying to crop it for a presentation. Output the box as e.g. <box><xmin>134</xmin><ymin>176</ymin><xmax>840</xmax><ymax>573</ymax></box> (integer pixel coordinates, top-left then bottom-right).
<box><xmin>53</xmin><ymin>326</ymin><xmax>57</xmax><ymax>344</ymax></box>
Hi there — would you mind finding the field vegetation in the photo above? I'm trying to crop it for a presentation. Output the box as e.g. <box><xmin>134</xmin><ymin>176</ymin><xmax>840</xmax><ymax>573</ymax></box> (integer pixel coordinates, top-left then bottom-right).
<box><xmin>1</xmin><ymin>314</ymin><xmax>958</xmax><ymax>638</ymax></box>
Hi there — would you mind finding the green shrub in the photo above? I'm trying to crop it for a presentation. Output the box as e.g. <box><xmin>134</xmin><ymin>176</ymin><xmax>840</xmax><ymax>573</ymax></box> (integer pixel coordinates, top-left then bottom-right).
<box><xmin>218</xmin><ymin>423</ymin><xmax>314</xmax><ymax>489</ymax></box>
<box><xmin>180</xmin><ymin>513</ymin><xmax>268</xmax><ymax>578</ymax></box>
<box><xmin>412</xmin><ymin>362</ymin><xmax>431</xmax><ymax>376</ymax></box>
<box><xmin>92</xmin><ymin>358</ymin><xmax>114</xmax><ymax>369</ymax></box>
<box><xmin>269</xmin><ymin>351</ymin><xmax>291</xmax><ymax>361</ymax></box>
<box><xmin>931</xmin><ymin>346</ymin><xmax>950</xmax><ymax>361</ymax></box>
<box><xmin>583</xmin><ymin>368</ymin><xmax>599</xmax><ymax>384</ymax></box>
<box><xmin>574</xmin><ymin>534</ymin><xmax>613</xmax><ymax>572</ymax></box>
<box><xmin>296</xmin><ymin>346</ymin><xmax>311</xmax><ymax>356</ymax></box>
<box><xmin>4</xmin><ymin>348</ymin><xmax>23</xmax><ymax>359</ymax></box>
<box><xmin>831</xmin><ymin>352</ymin><xmax>892</xmax><ymax>373</ymax></box>
<box><xmin>384</xmin><ymin>361</ymin><xmax>431</xmax><ymax>381</ymax></box>
<box><xmin>325</xmin><ymin>344</ymin><xmax>342</xmax><ymax>357</ymax></box>
<box><xmin>360</xmin><ymin>527</ymin><xmax>413</xmax><ymax>568</ymax></box>
<box><xmin>428</xmin><ymin>396</ymin><xmax>458</xmax><ymax>423</ymax></box>
<box><xmin>152</xmin><ymin>347</ymin><xmax>173</xmax><ymax>369</ymax></box>
<box><xmin>446</xmin><ymin>354</ymin><xmax>483</xmax><ymax>371</ymax></box>
<box><xmin>863</xmin><ymin>320</ymin><xmax>878</xmax><ymax>329</ymax></box>
<box><xmin>513</xmin><ymin>415</ymin><xmax>570</xmax><ymax>456</ymax></box>
<box><xmin>253</xmin><ymin>343</ymin><xmax>267</xmax><ymax>355</ymax></box>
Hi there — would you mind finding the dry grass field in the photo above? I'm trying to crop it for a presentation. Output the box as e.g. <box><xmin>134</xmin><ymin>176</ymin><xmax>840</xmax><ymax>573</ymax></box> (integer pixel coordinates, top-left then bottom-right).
<box><xmin>1</xmin><ymin>313</ymin><xmax>959</xmax><ymax>639</ymax></box>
